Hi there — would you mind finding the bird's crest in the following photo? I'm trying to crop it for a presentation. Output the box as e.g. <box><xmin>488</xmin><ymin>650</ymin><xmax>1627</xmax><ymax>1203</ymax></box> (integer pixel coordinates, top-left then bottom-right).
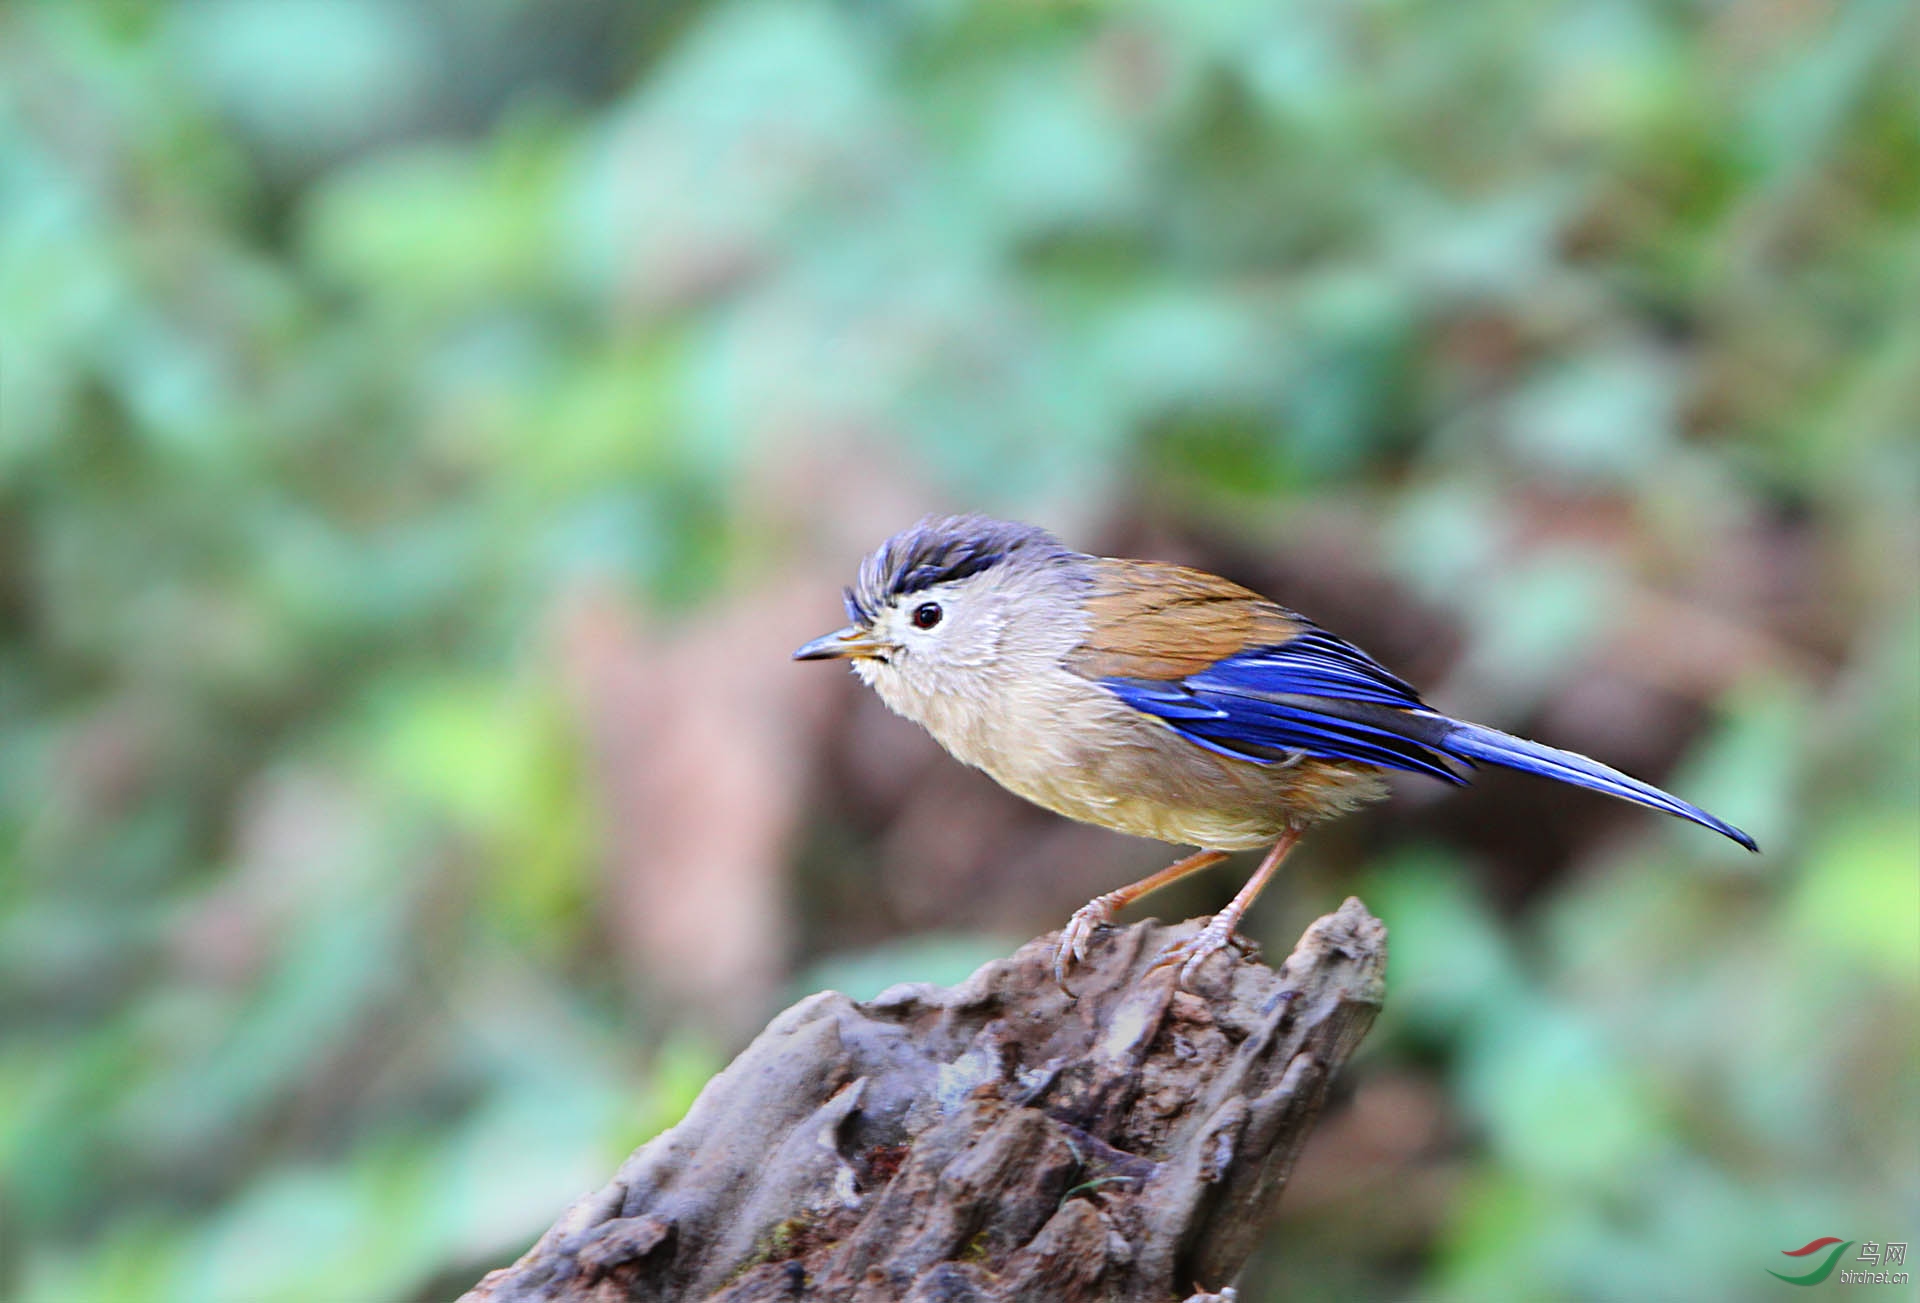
<box><xmin>844</xmin><ymin>515</ymin><xmax>1066</xmax><ymax>625</ymax></box>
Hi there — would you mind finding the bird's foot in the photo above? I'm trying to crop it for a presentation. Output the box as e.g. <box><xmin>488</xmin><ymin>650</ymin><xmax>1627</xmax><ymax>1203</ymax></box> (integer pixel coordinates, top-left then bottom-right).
<box><xmin>1147</xmin><ymin>917</ymin><xmax>1259</xmax><ymax>988</ymax></box>
<box><xmin>1052</xmin><ymin>894</ymin><xmax>1121</xmax><ymax>989</ymax></box>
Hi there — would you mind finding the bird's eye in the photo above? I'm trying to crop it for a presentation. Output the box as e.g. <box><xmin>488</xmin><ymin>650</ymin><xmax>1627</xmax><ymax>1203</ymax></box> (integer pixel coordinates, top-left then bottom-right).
<box><xmin>911</xmin><ymin>602</ymin><xmax>943</xmax><ymax>630</ymax></box>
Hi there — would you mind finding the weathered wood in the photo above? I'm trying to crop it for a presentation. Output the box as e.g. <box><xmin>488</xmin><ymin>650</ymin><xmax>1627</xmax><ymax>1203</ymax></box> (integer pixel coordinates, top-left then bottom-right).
<box><xmin>462</xmin><ymin>898</ymin><xmax>1386</xmax><ymax>1303</ymax></box>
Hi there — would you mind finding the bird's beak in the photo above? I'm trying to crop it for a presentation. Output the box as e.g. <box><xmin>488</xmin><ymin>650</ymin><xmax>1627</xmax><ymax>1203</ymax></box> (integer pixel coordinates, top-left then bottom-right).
<box><xmin>792</xmin><ymin>625</ymin><xmax>890</xmax><ymax>661</ymax></box>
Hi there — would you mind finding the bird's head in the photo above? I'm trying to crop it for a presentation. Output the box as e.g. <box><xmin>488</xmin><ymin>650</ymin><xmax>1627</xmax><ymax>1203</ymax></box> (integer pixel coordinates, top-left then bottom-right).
<box><xmin>792</xmin><ymin>515</ymin><xmax>1078</xmax><ymax>713</ymax></box>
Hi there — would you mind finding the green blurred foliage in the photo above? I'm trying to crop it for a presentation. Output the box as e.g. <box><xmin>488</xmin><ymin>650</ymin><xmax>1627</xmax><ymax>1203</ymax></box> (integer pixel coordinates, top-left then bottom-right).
<box><xmin>1</xmin><ymin>0</ymin><xmax>1915</xmax><ymax>1298</ymax></box>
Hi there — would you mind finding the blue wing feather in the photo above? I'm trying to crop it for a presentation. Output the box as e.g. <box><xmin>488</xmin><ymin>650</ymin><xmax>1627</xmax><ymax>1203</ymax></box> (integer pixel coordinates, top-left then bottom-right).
<box><xmin>1102</xmin><ymin>630</ymin><xmax>1465</xmax><ymax>781</ymax></box>
<box><xmin>1099</xmin><ymin>627</ymin><xmax>1758</xmax><ymax>851</ymax></box>
<box><xmin>1186</xmin><ymin>631</ymin><xmax>1427</xmax><ymax>709</ymax></box>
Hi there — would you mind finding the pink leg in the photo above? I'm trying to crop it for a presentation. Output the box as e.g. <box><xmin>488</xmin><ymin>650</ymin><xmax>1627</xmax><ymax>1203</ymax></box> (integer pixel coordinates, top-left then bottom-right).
<box><xmin>1147</xmin><ymin>828</ymin><xmax>1302</xmax><ymax>987</ymax></box>
<box><xmin>1052</xmin><ymin>849</ymin><xmax>1230</xmax><ymax>987</ymax></box>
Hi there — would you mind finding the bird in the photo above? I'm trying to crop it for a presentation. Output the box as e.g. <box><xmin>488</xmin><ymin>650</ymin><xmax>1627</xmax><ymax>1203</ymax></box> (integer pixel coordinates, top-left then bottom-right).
<box><xmin>793</xmin><ymin>515</ymin><xmax>1757</xmax><ymax>988</ymax></box>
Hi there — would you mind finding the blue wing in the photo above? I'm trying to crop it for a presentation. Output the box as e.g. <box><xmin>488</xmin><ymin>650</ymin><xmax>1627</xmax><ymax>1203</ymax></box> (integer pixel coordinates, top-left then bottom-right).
<box><xmin>1101</xmin><ymin>628</ymin><xmax>1759</xmax><ymax>850</ymax></box>
<box><xmin>1102</xmin><ymin>630</ymin><xmax>1470</xmax><ymax>784</ymax></box>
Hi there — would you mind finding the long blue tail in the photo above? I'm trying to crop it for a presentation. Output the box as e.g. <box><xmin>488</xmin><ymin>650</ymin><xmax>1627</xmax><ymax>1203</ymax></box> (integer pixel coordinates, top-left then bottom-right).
<box><xmin>1440</xmin><ymin>719</ymin><xmax>1758</xmax><ymax>851</ymax></box>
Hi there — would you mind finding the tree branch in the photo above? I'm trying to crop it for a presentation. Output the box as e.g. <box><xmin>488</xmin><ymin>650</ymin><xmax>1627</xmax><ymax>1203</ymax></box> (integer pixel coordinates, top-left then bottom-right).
<box><xmin>462</xmin><ymin>898</ymin><xmax>1387</xmax><ymax>1302</ymax></box>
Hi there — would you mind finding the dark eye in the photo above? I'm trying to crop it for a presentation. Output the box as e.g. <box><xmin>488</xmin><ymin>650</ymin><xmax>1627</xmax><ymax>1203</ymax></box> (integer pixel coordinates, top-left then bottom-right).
<box><xmin>911</xmin><ymin>602</ymin><xmax>943</xmax><ymax>630</ymax></box>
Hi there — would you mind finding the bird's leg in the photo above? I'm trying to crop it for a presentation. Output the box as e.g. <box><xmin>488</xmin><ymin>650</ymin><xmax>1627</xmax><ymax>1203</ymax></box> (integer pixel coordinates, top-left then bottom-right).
<box><xmin>1052</xmin><ymin>849</ymin><xmax>1229</xmax><ymax>988</ymax></box>
<box><xmin>1148</xmin><ymin>828</ymin><xmax>1303</xmax><ymax>988</ymax></box>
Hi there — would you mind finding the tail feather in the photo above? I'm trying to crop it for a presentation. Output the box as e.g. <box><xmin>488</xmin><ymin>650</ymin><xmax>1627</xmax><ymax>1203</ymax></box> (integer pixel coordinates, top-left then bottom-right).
<box><xmin>1440</xmin><ymin>719</ymin><xmax>1758</xmax><ymax>852</ymax></box>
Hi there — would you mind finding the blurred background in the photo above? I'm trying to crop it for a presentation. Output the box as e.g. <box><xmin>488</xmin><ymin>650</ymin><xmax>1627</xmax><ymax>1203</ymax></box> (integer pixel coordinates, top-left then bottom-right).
<box><xmin>2</xmin><ymin>0</ymin><xmax>1915</xmax><ymax>1299</ymax></box>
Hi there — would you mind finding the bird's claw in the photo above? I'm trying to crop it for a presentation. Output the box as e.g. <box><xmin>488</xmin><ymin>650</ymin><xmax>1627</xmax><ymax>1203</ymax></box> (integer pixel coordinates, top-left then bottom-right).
<box><xmin>1148</xmin><ymin>919</ymin><xmax>1257</xmax><ymax>988</ymax></box>
<box><xmin>1052</xmin><ymin>896</ymin><xmax>1119</xmax><ymax>990</ymax></box>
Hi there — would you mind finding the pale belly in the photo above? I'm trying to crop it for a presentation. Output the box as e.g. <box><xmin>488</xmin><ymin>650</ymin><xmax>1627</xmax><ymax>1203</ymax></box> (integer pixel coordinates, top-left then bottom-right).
<box><xmin>868</xmin><ymin>649</ymin><xmax>1390</xmax><ymax>852</ymax></box>
<box><xmin>974</xmin><ymin>705</ymin><xmax>1390</xmax><ymax>852</ymax></box>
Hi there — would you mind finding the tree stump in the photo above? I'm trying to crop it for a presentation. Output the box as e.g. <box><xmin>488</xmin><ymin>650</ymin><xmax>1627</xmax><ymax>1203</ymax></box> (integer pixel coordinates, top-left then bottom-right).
<box><xmin>462</xmin><ymin>898</ymin><xmax>1387</xmax><ymax>1302</ymax></box>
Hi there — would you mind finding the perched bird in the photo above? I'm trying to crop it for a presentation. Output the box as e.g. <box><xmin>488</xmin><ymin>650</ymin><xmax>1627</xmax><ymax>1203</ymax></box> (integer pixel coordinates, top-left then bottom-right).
<box><xmin>794</xmin><ymin>515</ymin><xmax>1757</xmax><ymax>987</ymax></box>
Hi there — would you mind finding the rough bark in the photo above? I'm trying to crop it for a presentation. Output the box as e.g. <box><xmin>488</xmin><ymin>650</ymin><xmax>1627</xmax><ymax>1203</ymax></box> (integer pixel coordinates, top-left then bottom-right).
<box><xmin>462</xmin><ymin>898</ymin><xmax>1386</xmax><ymax>1303</ymax></box>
